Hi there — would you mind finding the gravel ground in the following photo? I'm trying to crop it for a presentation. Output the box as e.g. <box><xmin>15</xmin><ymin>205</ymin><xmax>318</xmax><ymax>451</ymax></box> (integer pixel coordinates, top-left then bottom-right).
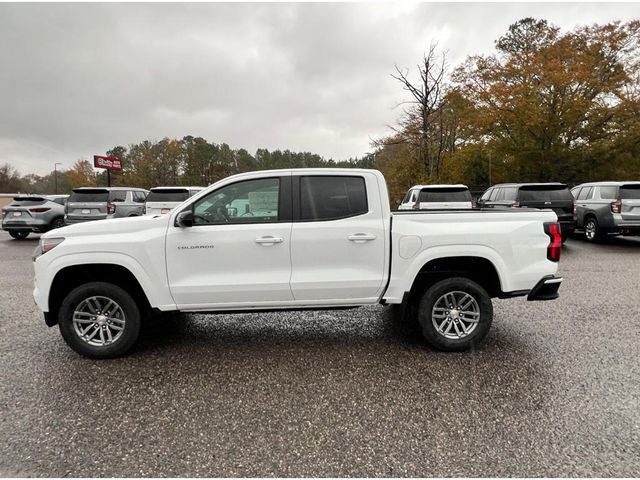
<box><xmin>0</xmin><ymin>231</ymin><xmax>638</xmax><ymax>477</ymax></box>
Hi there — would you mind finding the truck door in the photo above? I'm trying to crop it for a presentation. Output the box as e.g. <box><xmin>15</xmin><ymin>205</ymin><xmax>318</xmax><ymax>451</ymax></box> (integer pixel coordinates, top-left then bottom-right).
<box><xmin>165</xmin><ymin>174</ymin><xmax>294</xmax><ymax>309</ymax></box>
<box><xmin>289</xmin><ymin>173</ymin><xmax>387</xmax><ymax>303</ymax></box>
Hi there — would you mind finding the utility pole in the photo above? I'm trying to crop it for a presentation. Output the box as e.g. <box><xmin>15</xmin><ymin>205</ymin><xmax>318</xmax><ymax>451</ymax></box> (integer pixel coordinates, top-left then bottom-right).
<box><xmin>54</xmin><ymin>163</ymin><xmax>62</xmax><ymax>194</ymax></box>
<box><xmin>488</xmin><ymin>151</ymin><xmax>492</xmax><ymax>186</ymax></box>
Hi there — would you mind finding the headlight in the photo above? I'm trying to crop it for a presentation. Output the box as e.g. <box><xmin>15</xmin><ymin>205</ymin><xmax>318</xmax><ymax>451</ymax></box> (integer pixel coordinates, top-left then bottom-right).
<box><xmin>33</xmin><ymin>237</ymin><xmax>65</xmax><ymax>261</ymax></box>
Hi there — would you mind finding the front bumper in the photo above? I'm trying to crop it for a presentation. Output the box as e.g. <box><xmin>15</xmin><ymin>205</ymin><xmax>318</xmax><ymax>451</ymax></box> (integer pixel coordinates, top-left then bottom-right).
<box><xmin>527</xmin><ymin>275</ymin><xmax>563</xmax><ymax>301</ymax></box>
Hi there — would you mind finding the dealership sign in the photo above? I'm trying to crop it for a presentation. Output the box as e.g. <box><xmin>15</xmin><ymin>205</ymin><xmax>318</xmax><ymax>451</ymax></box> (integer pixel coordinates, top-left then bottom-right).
<box><xmin>93</xmin><ymin>155</ymin><xmax>122</xmax><ymax>171</ymax></box>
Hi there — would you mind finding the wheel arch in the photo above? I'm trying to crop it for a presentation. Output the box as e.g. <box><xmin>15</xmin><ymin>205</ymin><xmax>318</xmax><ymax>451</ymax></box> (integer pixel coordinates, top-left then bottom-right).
<box><xmin>47</xmin><ymin>264</ymin><xmax>152</xmax><ymax>326</ymax></box>
<box><xmin>407</xmin><ymin>255</ymin><xmax>503</xmax><ymax>305</ymax></box>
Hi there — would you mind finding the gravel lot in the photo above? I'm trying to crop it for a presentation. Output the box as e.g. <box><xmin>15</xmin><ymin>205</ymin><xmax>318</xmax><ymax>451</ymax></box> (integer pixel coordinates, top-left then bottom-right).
<box><xmin>0</xmin><ymin>231</ymin><xmax>638</xmax><ymax>477</ymax></box>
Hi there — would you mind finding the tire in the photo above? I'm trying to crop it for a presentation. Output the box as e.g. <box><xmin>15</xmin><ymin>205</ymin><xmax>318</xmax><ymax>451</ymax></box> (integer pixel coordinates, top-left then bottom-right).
<box><xmin>58</xmin><ymin>282</ymin><xmax>141</xmax><ymax>358</ymax></box>
<box><xmin>416</xmin><ymin>277</ymin><xmax>493</xmax><ymax>352</ymax></box>
<box><xmin>49</xmin><ymin>217</ymin><xmax>65</xmax><ymax>230</ymax></box>
<box><xmin>9</xmin><ymin>230</ymin><xmax>29</xmax><ymax>240</ymax></box>
<box><xmin>584</xmin><ymin>217</ymin><xmax>601</xmax><ymax>242</ymax></box>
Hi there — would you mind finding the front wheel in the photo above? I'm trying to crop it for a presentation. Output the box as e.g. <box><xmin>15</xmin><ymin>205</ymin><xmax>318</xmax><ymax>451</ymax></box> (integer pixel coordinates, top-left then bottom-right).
<box><xmin>58</xmin><ymin>282</ymin><xmax>141</xmax><ymax>358</ymax></box>
<box><xmin>417</xmin><ymin>277</ymin><xmax>493</xmax><ymax>351</ymax></box>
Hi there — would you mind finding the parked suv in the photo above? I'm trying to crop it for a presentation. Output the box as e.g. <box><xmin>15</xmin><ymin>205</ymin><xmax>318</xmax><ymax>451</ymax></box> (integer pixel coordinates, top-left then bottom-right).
<box><xmin>398</xmin><ymin>184</ymin><xmax>473</xmax><ymax>209</ymax></box>
<box><xmin>477</xmin><ymin>183</ymin><xmax>575</xmax><ymax>240</ymax></box>
<box><xmin>144</xmin><ymin>186</ymin><xmax>204</xmax><ymax>216</ymax></box>
<box><xmin>571</xmin><ymin>181</ymin><xmax>640</xmax><ymax>242</ymax></box>
<box><xmin>2</xmin><ymin>195</ymin><xmax>68</xmax><ymax>239</ymax></box>
<box><xmin>65</xmin><ymin>187</ymin><xmax>148</xmax><ymax>225</ymax></box>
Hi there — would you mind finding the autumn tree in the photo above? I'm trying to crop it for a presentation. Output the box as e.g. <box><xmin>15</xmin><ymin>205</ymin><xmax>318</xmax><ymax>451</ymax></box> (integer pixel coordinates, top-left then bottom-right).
<box><xmin>64</xmin><ymin>159</ymin><xmax>96</xmax><ymax>188</ymax></box>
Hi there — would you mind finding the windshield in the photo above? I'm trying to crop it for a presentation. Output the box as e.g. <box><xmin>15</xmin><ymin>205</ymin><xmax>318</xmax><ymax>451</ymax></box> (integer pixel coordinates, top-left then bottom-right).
<box><xmin>146</xmin><ymin>189</ymin><xmax>189</xmax><ymax>202</ymax></box>
<box><xmin>419</xmin><ymin>188</ymin><xmax>472</xmax><ymax>202</ymax></box>
<box><xmin>68</xmin><ymin>190</ymin><xmax>109</xmax><ymax>203</ymax></box>
<box><xmin>620</xmin><ymin>185</ymin><xmax>640</xmax><ymax>199</ymax></box>
<box><xmin>519</xmin><ymin>186</ymin><xmax>571</xmax><ymax>202</ymax></box>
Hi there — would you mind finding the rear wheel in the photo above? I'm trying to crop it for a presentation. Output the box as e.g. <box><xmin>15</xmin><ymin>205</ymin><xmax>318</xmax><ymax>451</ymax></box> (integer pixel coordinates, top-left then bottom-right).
<box><xmin>584</xmin><ymin>217</ymin><xmax>600</xmax><ymax>242</ymax></box>
<box><xmin>416</xmin><ymin>277</ymin><xmax>493</xmax><ymax>351</ymax></box>
<box><xmin>9</xmin><ymin>230</ymin><xmax>29</xmax><ymax>240</ymax></box>
<box><xmin>49</xmin><ymin>217</ymin><xmax>65</xmax><ymax>230</ymax></box>
<box><xmin>58</xmin><ymin>282</ymin><xmax>141</xmax><ymax>358</ymax></box>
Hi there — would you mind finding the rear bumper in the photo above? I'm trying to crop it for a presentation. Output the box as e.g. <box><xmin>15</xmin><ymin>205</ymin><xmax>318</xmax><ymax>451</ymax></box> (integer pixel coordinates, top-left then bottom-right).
<box><xmin>527</xmin><ymin>275</ymin><xmax>563</xmax><ymax>301</ymax></box>
<box><xmin>3</xmin><ymin>219</ymin><xmax>49</xmax><ymax>231</ymax></box>
<box><xmin>560</xmin><ymin>221</ymin><xmax>574</xmax><ymax>234</ymax></box>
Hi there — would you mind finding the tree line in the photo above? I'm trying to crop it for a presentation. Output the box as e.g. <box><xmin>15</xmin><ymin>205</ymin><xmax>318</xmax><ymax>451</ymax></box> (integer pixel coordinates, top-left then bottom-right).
<box><xmin>1</xmin><ymin>18</ymin><xmax>638</xmax><ymax>201</ymax></box>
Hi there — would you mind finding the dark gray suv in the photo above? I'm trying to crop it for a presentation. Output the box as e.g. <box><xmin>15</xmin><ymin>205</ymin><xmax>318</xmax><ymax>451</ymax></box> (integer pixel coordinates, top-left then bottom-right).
<box><xmin>65</xmin><ymin>187</ymin><xmax>149</xmax><ymax>225</ymax></box>
<box><xmin>571</xmin><ymin>181</ymin><xmax>640</xmax><ymax>242</ymax></box>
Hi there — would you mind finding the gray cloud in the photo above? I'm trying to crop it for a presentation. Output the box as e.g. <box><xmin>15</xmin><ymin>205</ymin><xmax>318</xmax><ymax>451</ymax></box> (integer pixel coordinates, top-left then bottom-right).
<box><xmin>0</xmin><ymin>2</ymin><xmax>638</xmax><ymax>174</ymax></box>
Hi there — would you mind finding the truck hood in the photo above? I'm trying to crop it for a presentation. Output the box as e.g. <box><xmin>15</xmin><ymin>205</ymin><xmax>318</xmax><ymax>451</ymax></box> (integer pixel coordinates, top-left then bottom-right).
<box><xmin>42</xmin><ymin>214</ymin><xmax>171</xmax><ymax>239</ymax></box>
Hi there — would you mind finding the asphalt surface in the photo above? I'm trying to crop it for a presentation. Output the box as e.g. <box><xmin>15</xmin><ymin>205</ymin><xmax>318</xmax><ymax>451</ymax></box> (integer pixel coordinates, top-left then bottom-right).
<box><xmin>0</xmin><ymin>231</ymin><xmax>639</xmax><ymax>477</ymax></box>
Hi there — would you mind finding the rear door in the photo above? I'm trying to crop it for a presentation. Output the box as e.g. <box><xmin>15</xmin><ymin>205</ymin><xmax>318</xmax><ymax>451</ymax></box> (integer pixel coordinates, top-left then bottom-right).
<box><xmin>289</xmin><ymin>173</ymin><xmax>386</xmax><ymax>303</ymax></box>
<box><xmin>66</xmin><ymin>189</ymin><xmax>109</xmax><ymax>221</ymax></box>
<box><xmin>620</xmin><ymin>184</ymin><xmax>640</xmax><ymax>223</ymax></box>
<box><xmin>418</xmin><ymin>187</ymin><xmax>473</xmax><ymax>209</ymax></box>
<box><xmin>518</xmin><ymin>185</ymin><xmax>574</xmax><ymax>223</ymax></box>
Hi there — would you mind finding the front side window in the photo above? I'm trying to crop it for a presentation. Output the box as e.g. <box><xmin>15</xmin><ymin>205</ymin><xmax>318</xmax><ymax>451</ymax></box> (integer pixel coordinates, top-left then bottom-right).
<box><xmin>300</xmin><ymin>176</ymin><xmax>368</xmax><ymax>221</ymax></box>
<box><xmin>577</xmin><ymin>187</ymin><xmax>593</xmax><ymax>201</ymax></box>
<box><xmin>480</xmin><ymin>189</ymin><xmax>492</xmax><ymax>201</ymax></box>
<box><xmin>192</xmin><ymin>178</ymin><xmax>280</xmax><ymax>225</ymax></box>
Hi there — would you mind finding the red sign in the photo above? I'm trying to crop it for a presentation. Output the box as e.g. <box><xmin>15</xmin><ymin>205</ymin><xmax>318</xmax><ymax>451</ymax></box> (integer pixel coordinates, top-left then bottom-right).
<box><xmin>93</xmin><ymin>155</ymin><xmax>122</xmax><ymax>171</ymax></box>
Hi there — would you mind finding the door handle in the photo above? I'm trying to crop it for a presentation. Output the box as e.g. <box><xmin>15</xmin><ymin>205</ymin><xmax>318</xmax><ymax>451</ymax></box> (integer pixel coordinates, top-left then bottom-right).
<box><xmin>255</xmin><ymin>236</ymin><xmax>283</xmax><ymax>245</ymax></box>
<box><xmin>348</xmin><ymin>233</ymin><xmax>376</xmax><ymax>243</ymax></box>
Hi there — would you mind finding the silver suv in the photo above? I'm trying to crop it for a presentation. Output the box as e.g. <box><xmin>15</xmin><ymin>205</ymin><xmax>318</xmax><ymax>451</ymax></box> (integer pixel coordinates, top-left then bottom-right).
<box><xmin>65</xmin><ymin>187</ymin><xmax>149</xmax><ymax>225</ymax></box>
<box><xmin>2</xmin><ymin>195</ymin><xmax>68</xmax><ymax>239</ymax></box>
<box><xmin>572</xmin><ymin>181</ymin><xmax>640</xmax><ymax>242</ymax></box>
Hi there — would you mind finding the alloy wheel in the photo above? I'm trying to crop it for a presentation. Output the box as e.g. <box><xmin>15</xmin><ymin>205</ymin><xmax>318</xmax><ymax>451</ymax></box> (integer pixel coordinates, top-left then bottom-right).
<box><xmin>431</xmin><ymin>290</ymin><xmax>480</xmax><ymax>339</ymax></box>
<box><xmin>72</xmin><ymin>296</ymin><xmax>126</xmax><ymax>347</ymax></box>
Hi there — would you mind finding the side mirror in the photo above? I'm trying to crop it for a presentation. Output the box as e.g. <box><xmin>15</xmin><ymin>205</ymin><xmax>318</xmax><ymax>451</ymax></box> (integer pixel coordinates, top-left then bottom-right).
<box><xmin>175</xmin><ymin>210</ymin><xmax>194</xmax><ymax>227</ymax></box>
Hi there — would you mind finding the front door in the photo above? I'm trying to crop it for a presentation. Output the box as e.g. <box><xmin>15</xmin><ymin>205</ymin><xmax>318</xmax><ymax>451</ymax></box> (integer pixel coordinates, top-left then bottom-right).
<box><xmin>166</xmin><ymin>175</ymin><xmax>294</xmax><ymax>309</ymax></box>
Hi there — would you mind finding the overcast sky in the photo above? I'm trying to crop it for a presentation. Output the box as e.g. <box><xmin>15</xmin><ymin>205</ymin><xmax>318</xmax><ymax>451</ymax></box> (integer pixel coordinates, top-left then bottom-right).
<box><xmin>1</xmin><ymin>2</ymin><xmax>638</xmax><ymax>175</ymax></box>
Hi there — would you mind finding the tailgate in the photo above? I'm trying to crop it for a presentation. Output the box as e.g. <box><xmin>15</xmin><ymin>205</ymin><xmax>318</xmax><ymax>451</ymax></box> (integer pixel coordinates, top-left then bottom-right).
<box><xmin>620</xmin><ymin>185</ymin><xmax>640</xmax><ymax>223</ymax></box>
<box><xmin>518</xmin><ymin>185</ymin><xmax>573</xmax><ymax>221</ymax></box>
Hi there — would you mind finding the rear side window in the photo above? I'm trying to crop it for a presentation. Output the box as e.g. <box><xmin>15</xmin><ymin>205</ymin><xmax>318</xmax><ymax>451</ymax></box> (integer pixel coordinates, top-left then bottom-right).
<box><xmin>300</xmin><ymin>176</ymin><xmax>368</xmax><ymax>221</ymax></box>
<box><xmin>598</xmin><ymin>186</ymin><xmax>618</xmax><ymax>200</ymax></box>
<box><xmin>418</xmin><ymin>187</ymin><xmax>472</xmax><ymax>202</ymax></box>
<box><xmin>519</xmin><ymin>186</ymin><xmax>572</xmax><ymax>201</ymax></box>
<box><xmin>109</xmin><ymin>191</ymin><xmax>127</xmax><ymax>202</ymax></box>
<box><xmin>69</xmin><ymin>190</ymin><xmax>109</xmax><ymax>202</ymax></box>
<box><xmin>147</xmin><ymin>189</ymin><xmax>189</xmax><ymax>203</ymax></box>
<box><xmin>620</xmin><ymin>185</ymin><xmax>640</xmax><ymax>199</ymax></box>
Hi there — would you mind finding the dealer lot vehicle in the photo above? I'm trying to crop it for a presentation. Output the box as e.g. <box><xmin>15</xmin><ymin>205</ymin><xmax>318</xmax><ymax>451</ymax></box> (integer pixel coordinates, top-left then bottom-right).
<box><xmin>477</xmin><ymin>183</ymin><xmax>575</xmax><ymax>241</ymax></box>
<box><xmin>33</xmin><ymin>169</ymin><xmax>563</xmax><ymax>358</ymax></box>
<box><xmin>398</xmin><ymin>184</ymin><xmax>473</xmax><ymax>210</ymax></box>
<box><xmin>65</xmin><ymin>187</ymin><xmax>148</xmax><ymax>225</ymax></box>
<box><xmin>2</xmin><ymin>195</ymin><xmax>68</xmax><ymax>239</ymax></box>
<box><xmin>571</xmin><ymin>181</ymin><xmax>640</xmax><ymax>242</ymax></box>
<box><xmin>144</xmin><ymin>187</ymin><xmax>204</xmax><ymax>216</ymax></box>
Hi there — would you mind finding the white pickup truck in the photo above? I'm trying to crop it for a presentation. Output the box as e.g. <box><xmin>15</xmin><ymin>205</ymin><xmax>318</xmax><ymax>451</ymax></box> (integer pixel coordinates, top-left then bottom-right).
<box><xmin>33</xmin><ymin>169</ymin><xmax>563</xmax><ymax>358</ymax></box>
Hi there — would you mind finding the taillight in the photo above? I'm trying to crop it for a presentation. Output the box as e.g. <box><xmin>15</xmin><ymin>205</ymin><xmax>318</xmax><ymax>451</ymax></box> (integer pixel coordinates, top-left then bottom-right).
<box><xmin>29</xmin><ymin>207</ymin><xmax>51</xmax><ymax>213</ymax></box>
<box><xmin>1</xmin><ymin>208</ymin><xmax>6</xmax><ymax>216</ymax></box>
<box><xmin>107</xmin><ymin>202</ymin><xmax>116</xmax><ymax>214</ymax></box>
<box><xmin>412</xmin><ymin>201</ymin><xmax>420</xmax><ymax>210</ymax></box>
<box><xmin>544</xmin><ymin>222</ymin><xmax>562</xmax><ymax>262</ymax></box>
<box><xmin>143</xmin><ymin>206</ymin><xmax>146</xmax><ymax>214</ymax></box>
<box><xmin>512</xmin><ymin>201</ymin><xmax>520</xmax><ymax>208</ymax></box>
<box><xmin>611</xmin><ymin>198</ymin><xmax>622</xmax><ymax>214</ymax></box>
<box><xmin>573</xmin><ymin>202</ymin><xmax>577</xmax><ymax>217</ymax></box>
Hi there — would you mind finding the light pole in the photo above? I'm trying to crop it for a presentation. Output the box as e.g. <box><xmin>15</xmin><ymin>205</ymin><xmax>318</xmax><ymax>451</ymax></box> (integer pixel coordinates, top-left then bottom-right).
<box><xmin>54</xmin><ymin>163</ymin><xmax>62</xmax><ymax>194</ymax></box>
